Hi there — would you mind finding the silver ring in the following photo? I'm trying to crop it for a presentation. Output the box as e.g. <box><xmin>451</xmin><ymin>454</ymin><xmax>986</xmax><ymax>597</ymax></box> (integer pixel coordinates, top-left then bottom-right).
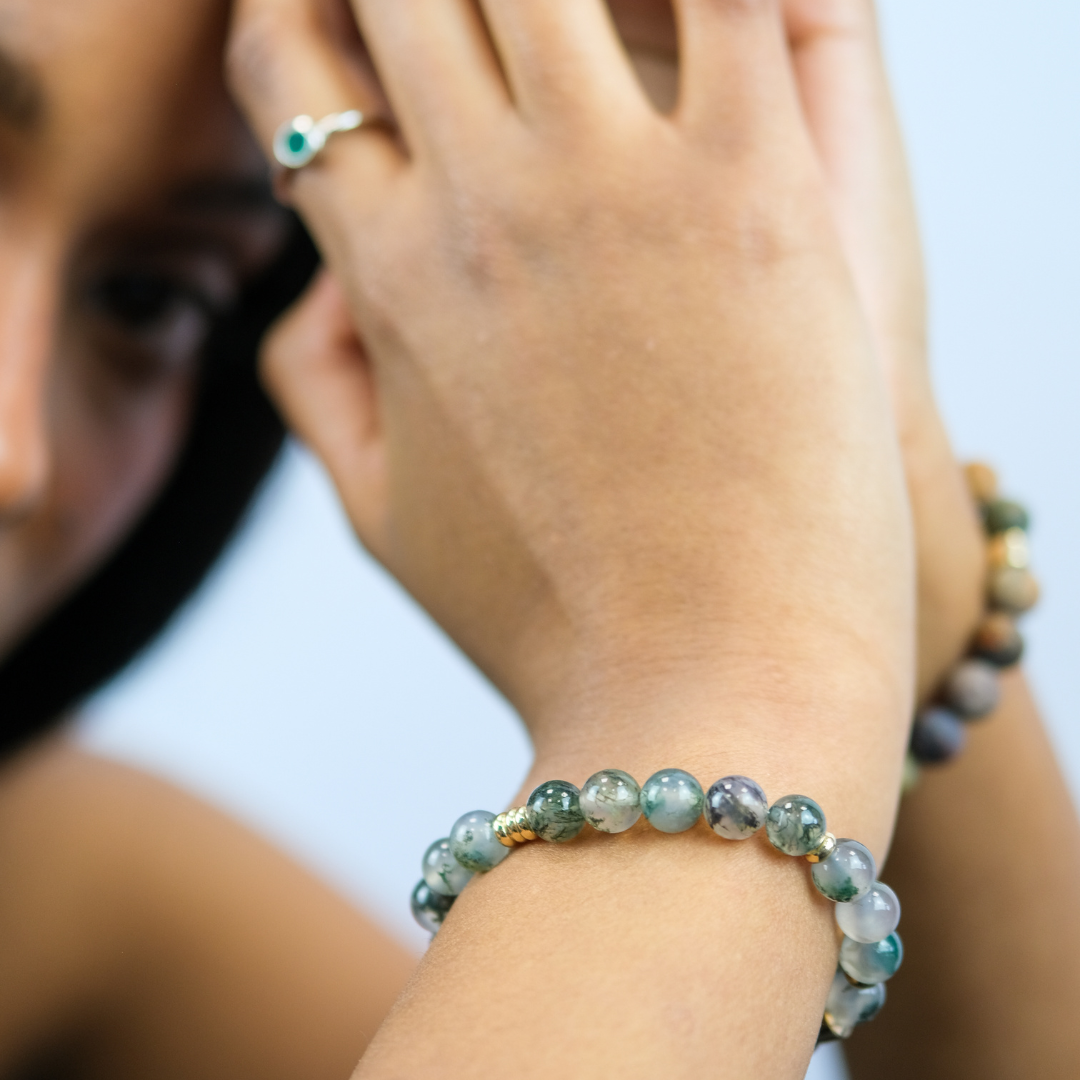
<box><xmin>273</xmin><ymin>109</ymin><xmax>365</xmax><ymax>170</ymax></box>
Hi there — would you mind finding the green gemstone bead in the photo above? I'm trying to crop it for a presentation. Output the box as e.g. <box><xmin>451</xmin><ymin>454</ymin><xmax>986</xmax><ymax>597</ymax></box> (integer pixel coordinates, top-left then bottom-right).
<box><xmin>640</xmin><ymin>769</ymin><xmax>705</xmax><ymax>833</ymax></box>
<box><xmin>580</xmin><ymin>769</ymin><xmax>642</xmax><ymax>833</ymax></box>
<box><xmin>811</xmin><ymin>839</ymin><xmax>876</xmax><ymax>902</ymax></box>
<box><xmin>450</xmin><ymin>810</ymin><xmax>511</xmax><ymax>872</ymax></box>
<box><xmin>422</xmin><ymin>838</ymin><xmax>474</xmax><ymax>896</ymax></box>
<box><xmin>839</xmin><ymin>933</ymin><xmax>904</xmax><ymax>985</ymax></box>
<box><xmin>526</xmin><ymin>780</ymin><xmax>585</xmax><ymax>843</ymax></box>
<box><xmin>824</xmin><ymin>970</ymin><xmax>886</xmax><ymax>1038</ymax></box>
<box><xmin>411</xmin><ymin>880</ymin><xmax>454</xmax><ymax>935</ymax></box>
<box><xmin>766</xmin><ymin>795</ymin><xmax>826</xmax><ymax>856</ymax></box>
<box><xmin>984</xmin><ymin>498</ymin><xmax>1030</xmax><ymax>534</ymax></box>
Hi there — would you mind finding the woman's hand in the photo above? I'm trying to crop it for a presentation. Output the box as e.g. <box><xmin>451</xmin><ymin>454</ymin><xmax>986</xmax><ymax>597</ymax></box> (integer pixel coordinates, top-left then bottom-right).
<box><xmin>224</xmin><ymin>4</ymin><xmax>924</xmax><ymax>1076</ymax></box>
<box><xmin>229</xmin><ymin>0</ymin><xmax>914</xmax><ymax>789</ymax></box>
<box><xmin>784</xmin><ymin>0</ymin><xmax>986</xmax><ymax>699</ymax></box>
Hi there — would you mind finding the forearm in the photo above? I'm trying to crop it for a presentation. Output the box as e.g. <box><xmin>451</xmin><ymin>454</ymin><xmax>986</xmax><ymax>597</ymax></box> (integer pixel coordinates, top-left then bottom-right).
<box><xmin>846</xmin><ymin>669</ymin><xmax>1080</xmax><ymax>1078</ymax></box>
<box><xmin>356</xmin><ymin>658</ymin><xmax>909</xmax><ymax>1079</ymax></box>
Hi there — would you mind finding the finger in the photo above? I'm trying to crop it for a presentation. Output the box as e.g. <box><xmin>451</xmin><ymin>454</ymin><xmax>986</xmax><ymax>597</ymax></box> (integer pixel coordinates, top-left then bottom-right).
<box><xmin>353</xmin><ymin>0</ymin><xmax>511</xmax><ymax>157</ymax></box>
<box><xmin>784</xmin><ymin>0</ymin><xmax>922</xmax><ymax>340</ymax></box>
<box><xmin>672</xmin><ymin>0</ymin><xmax>805</xmax><ymax>142</ymax></box>
<box><xmin>261</xmin><ymin>270</ymin><xmax>390</xmax><ymax>560</ymax></box>
<box><xmin>475</xmin><ymin>0</ymin><xmax>650</xmax><ymax>126</ymax></box>
<box><xmin>228</xmin><ymin>0</ymin><xmax>401</xmax><ymax>218</ymax></box>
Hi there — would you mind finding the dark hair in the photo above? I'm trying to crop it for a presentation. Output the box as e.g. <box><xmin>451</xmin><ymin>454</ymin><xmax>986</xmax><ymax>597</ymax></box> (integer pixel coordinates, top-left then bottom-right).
<box><xmin>0</xmin><ymin>221</ymin><xmax>318</xmax><ymax>757</ymax></box>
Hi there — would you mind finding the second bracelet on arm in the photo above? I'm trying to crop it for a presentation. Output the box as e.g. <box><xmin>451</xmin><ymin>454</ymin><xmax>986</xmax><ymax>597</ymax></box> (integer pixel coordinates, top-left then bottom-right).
<box><xmin>908</xmin><ymin>462</ymin><xmax>1039</xmax><ymax>777</ymax></box>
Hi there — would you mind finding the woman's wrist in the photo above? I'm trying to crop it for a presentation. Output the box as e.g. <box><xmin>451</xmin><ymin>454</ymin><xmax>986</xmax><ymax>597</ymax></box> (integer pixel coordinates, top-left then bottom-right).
<box><xmin>900</xmin><ymin>404</ymin><xmax>987</xmax><ymax>701</ymax></box>
<box><xmin>519</xmin><ymin>665</ymin><xmax>910</xmax><ymax>862</ymax></box>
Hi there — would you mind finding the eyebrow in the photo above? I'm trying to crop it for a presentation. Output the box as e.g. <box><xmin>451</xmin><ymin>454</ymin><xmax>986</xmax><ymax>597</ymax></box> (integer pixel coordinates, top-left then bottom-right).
<box><xmin>0</xmin><ymin>45</ymin><xmax>43</xmax><ymax>131</ymax></box>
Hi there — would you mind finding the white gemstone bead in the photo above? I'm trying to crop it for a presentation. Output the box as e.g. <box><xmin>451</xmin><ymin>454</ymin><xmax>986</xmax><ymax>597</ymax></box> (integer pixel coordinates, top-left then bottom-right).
<box><xmin>834</xmin><ymin>882</ymin><xmax>901</xmax><ymax>944</ymax></box>
<box><xmin>824</xmin><ymin>970</ymin><xmax>886</xmax><ymax>1038</ymax></box>
<box><xmin>450</xmin><ymin>811</ymin><xmax>511</xmax><ymax>872</ymax></box>
<box><xmin>704</xmin><ymin>775</ymin><xmax>768</xmax><ymax>840</ymax></box>
<box><xmin>580</xmin><ymin>770</ymin><xmax>642</xmax><ymax>833</ymax></box>
<box><xmin>422</xmin><ymin>838</ymin><xmax>474</xmax><ymax>897</ymax></box>
<box><xmin>811</xmin><ymin>839</ymin><xmax>876</xmax><ymax>903</ymax></box>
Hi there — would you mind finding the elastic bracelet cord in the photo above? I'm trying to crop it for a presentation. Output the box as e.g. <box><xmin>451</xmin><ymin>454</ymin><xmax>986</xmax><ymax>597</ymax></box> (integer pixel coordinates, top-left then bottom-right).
<box><xmin>411</xmin><ymin>770</ymin><xmax>903</xmax><ymax>1043</ymax></box>
<box><xmin>907</xmin><ymin>462</ymin><xmax>1039</xmax><ymax>782</ymax></box>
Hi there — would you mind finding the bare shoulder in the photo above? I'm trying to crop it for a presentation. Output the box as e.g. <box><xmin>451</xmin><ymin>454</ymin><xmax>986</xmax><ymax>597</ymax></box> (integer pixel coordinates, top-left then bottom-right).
<box><xmin>0</xmin><ymin>738</ymin><xmax>415</xmax><ymax>1080</ymax></box>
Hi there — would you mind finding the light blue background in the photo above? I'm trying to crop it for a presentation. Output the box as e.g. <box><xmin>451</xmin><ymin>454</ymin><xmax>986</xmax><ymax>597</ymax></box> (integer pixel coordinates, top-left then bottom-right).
<box><xmin>78</xmin><ymin>3</ymin><xmax>1079</xmax><ymax>1077</ymax></box>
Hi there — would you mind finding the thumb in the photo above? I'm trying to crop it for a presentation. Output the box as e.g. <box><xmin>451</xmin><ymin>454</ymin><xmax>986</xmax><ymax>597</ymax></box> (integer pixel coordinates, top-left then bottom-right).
<box><xmin>260</xmin><ymin>268</ymin><xmax>391</xmax><ymax>560</ymax></box>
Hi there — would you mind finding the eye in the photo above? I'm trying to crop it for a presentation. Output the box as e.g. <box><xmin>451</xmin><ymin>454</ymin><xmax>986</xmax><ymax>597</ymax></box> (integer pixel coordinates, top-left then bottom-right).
<box><xmin>95</xmin><ymin>270</ymin><xmax>204</xmax><ymax>330</ymax></box>
<box><xmin>84</xmin><ymin>263</ymin><xmax>235</xmax><ymax>387</ymax></box>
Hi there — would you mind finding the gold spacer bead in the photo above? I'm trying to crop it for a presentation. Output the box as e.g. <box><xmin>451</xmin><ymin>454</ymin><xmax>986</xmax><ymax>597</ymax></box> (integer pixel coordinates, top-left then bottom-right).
<box><xmin>805</xmin><ymin>832</ymin><xmax>837</xmax><ymax>863</ymax></box>
<box><xmin>493</xmin><ymin>813</ymin><xmax>515</xmax><ymax>848</ymax></box>
<box><xmin>510</xmin><ymin>805</ymin><xmax>537</xmax><ymax>842</ymax></box>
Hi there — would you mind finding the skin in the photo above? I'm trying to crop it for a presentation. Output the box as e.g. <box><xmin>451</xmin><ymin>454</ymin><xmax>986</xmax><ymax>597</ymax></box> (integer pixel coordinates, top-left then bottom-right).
<box><xmin>230</xmin><ymin>0</ymin><xmax>915</xmax><ymax>1077</ymax></box>
<box><xmin>0</xmin><ymin>1</ymin><xmax>415</xmax><ymax>1075</ymax></box>
<box><xmin>0</xmin><ymin>741</ymin><xmax>414</xmax><ymax>1080</ymax></box>
<box><xmin>0</xmin><ymin>0</ymin><xmax>1065</xmax><ymax>1076</ymax></box>
<box><xmin>230</xmin><ymin>0</ymin><xmax>1080</xmax><ymax>1076</ymax></box>
<box><xmin>848</xmin><ymin>673</ymin><xmax>1080</xmax><ymax>1079</ymax></box>
<box><xmin>0</xmin><ymin>0</ymin><xmax>280</xmax><ymax>654</ymax></box>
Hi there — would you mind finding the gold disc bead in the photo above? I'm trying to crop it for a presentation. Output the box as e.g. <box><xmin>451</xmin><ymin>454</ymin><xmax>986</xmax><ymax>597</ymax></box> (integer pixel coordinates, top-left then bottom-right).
<box><xmin>805</xmin><ymin>832</ymin><xmax>838</xmax><ymax>864</ymax></box>
<box><xmin>493</xmin><ymin>812</ymin><xmax>516</xmax><ymax>848</ymax></box>
<box><xmin>511</xmin><ymin>806</ymin><xmax>537</xmax><ymax>841</ymax></box>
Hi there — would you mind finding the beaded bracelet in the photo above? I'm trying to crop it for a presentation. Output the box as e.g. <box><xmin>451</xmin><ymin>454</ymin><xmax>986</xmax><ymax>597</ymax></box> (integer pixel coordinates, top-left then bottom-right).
<box><xmin>908</xmin><ymin>463</ymin><xmax>1039</xmax><ymax>776</ymax></box>
<box><xmin>411</xmin><ymin>770</ymin><xmax>903</xmax><ymax>1043</ymax></box>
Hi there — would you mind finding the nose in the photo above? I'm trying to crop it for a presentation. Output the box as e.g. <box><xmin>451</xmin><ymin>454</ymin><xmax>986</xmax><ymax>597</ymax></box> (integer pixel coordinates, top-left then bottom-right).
<box><xmin>0</xmin><ymin>242</ymin><xmax>54</xmax><ymax>516</ymax></box>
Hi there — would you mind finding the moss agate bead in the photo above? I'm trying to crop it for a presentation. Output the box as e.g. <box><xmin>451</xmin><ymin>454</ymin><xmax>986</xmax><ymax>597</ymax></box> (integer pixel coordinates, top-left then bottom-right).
<box><xmin>450</xmin><ymin>811</ymin><xmax>511</xmax><ymax>872</ymax></box>
<box><xmin>705</xmin><ymin>775</ymin><xmax>768</xmax><ymax>840</ymax></box>
<box><xmin>984</xmin><ymin>498</ymin><xmax>1030</xmax><ymax>534</ymax></box>
<box><xmin>835</xmin><ymin>882</ymin><xmax>901</xmax><ymax>944</ymax></box>
<box><xmin>640</xmin><ymin>769</ymin><xmax>704</xmax><ymax>833</ymax></box>
<box><xmin>839</xmin><ymin>933</ymin><xmax>904</xmax><ymax>985</ymax></box>
<box><xmin>942</xmin><ymin>659</ymin><xmax>1001</xmax><ymax>719</ymax></box>
<box><xmin>411</xmin><ymin>880</ymin><xmax>455</xmax><ymax>934</ymax></box>
<box><xmin>910</xmin><ymin>707</ymin><xmax>967</xmax><ymax>764</ymax></box>
<box><xmin>812</xmin><ymin>839</ymin><xmax>876</xmax><ymax>903</ymax></box>
<box><xmin>766</xmin><ymin>795</ymin><xmax>826</xmax><ymax>856</ymax></box>
<box><xmin>824</xmin><ymin>970</ymin><xmax>886</xmax><ymax>1038</ymax></box>
<box><xmin>422</xmin><ymin>838</ymin><xmax>474</xmax><ymax>896</ymax></box>
<box><xmin>526</xmin><ymin>781</ymin><xmax>585</xmax><ymax>843</ymax></box>
<box><xmin>580</xmin><ymin>770</ymin><xmax>641</xmax><ymax>834</ymax></box>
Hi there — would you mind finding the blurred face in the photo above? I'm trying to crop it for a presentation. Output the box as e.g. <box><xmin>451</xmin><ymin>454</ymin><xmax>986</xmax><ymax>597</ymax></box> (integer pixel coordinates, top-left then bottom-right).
<box><xmin>0</xmin><ymin>0</ymin><xmax>285</xmax><ymax>655</ymax></box>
